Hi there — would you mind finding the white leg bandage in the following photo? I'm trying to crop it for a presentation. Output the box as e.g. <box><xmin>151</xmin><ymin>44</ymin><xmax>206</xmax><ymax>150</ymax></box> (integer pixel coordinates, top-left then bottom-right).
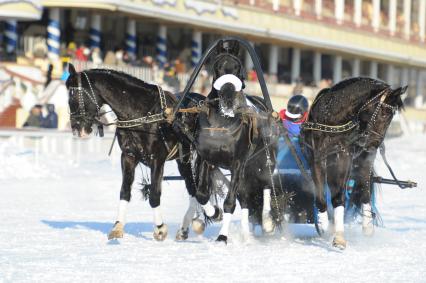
<box><xmin>263</xmin><ymin>189</ymin><xmax>271</xmax><ymax>213</ymax></box>
<box><xmin>362</xmin><ymin>203</ymin><xmax>373</xmax><ymax>227</ymax></box>
<box><xmin>219</xmin><ymin>213</ymin><xmax>232</xmax><ymax>237</ymax></box>
<box><xmin>117</xmin><ymin>200</ymin><xmax>129</xmax><ymax>224</ymax></box>
<box><xmin>241</xmin><ymin>208</ymin><xmax>250</xmax><ymax>237</ymax></box>
<box><xmin>153</xmin><ymin>206</ymin><xmax>163</xmax><ymax>226</ymax></box>
<box><xmin>317</xmin><ymin>210</ymin><xmax>329</xmax><ymax>232</ymax></box>
<box><xmin>202</xmin><ymin>202</ymin><xmax>215</xmax><ymax>217</ymax></box>
<box><xmin>334</xmin><ymin>206</ymin><xmax>345</xmax><ymax>233</ymax></box>
<box><xmin>182</xmin><ymin>197</ymin><xmax>197</xmax><ymax>229</ymax></box>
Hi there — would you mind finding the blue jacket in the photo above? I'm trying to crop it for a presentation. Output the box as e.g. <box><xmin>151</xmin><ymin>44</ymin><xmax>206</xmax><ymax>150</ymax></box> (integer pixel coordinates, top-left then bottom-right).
<box><xmin>276</xmin><ymin>120</ymin><xmax>310</xmax><ymax>174</ymax></box>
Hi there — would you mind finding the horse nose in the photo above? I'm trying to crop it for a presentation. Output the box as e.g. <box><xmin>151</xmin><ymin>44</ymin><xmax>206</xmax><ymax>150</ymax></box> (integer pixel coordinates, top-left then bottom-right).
<box><xmin>220</xmin><ymin>83</ymin><xmax>236</xmax><ymax>93</ymax></box>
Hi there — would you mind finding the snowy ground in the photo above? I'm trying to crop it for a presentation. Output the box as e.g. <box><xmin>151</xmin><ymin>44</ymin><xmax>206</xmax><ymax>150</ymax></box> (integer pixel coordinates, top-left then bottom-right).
<box><xmin>0</xmin><ymin>134</ymin><xmax>425</xmax><ymax>282</ymax></box>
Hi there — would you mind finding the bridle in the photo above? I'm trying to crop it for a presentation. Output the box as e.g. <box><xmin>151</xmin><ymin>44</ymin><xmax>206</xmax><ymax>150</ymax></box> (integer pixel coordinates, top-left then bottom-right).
<box><xmin>69</xmin><ymin>71</ymin><xmax>101</xmax><ymax>127</ymax></box>
<box><xmin>357</xmin><ymin>88</ymin><xmax>398</xmax><ymax>148</ymax></box>
<box><xmin>302</xmin><ymin>87</ymin><xmax>400</xmax><ymax>160</ymax></box>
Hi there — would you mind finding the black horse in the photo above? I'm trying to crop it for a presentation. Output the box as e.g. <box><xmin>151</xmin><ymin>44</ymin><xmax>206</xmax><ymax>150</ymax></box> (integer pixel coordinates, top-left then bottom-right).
<box><xmin>302</xmin><ymin>77</ymin><xmax>405</xmax><ymax>249</ymax></box>
<box><xmin>183</xmin><ymin>40</ymin><xmax>279</xmax><ymax>243</ymax></box>
<box><xmin>65</xmin><ymin>64</ymin><xmax>220</xmax><ymax>241</ymax></box>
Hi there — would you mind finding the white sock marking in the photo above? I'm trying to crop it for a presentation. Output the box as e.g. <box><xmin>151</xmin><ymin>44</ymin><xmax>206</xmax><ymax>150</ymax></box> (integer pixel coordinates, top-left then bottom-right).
<box><xmin>117</xmin><ymin>200</ymin><xmax>129</xmax><ymax>224</ymax></box>
<box><xmin>263</xmin><ymin>189</ymin><xmax>271</xmax><ymax>213</ymax></box>
<box><xmin>202</xmin><ymin>202</ymin><xmax>215</xmax><ymax>217</ymax></box>
<box><xmin>318</xmin><ymin>210</ymin><xmax>329</xmax><ymax>232</ymax></box>
<box><xmin>182</xmin><ymin>197</ymin><xmax>197</xmax><ymax>229</ymax></box>
<box><xmin>362</xmin><ymin>203</ymin><xmax>373</xmax><ymax>227</ymax></box>
<box><xmin>334</xmin><ymin>206</ymin><xmax>345</xmax><ymax>233</ymax></box>
<box><xmin>241</xmin><ymin>208</ymin><xmax>250</xmax><ymax>236</ymax></box>
<box><xmin>153</xmin><ymin>206</ymin><xmax>163</xmax><ymax>226</ymax></box>
<box><xmin>219</xmin><ymin>213</ymin><xmax>232</xmax><ymax>237</ymax></box>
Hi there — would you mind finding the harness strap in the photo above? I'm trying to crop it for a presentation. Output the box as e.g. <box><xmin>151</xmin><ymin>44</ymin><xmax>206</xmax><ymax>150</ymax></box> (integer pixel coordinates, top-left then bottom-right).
<box><xmin>379</xmin><ymin>143</ymin><xmax>409</xmax><ymax>189</ymax></box>
<box><xmin>302</xmin><ymin>120</ymin><xmax>358</xmax><ymax>133</ymax></box>
<box><xmin>116</xmin><ymin>86</ymin><xmax>168</xmax><ymax>128</ymax></box>
<box><xmin>166</xmin><ymin>144</ymin><xmax>179</xmax><ymax>161</ymax></box>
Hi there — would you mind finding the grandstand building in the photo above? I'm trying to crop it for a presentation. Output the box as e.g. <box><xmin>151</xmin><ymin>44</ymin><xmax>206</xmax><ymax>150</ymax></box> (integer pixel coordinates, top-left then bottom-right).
<box><xmin>2</xmin><ymin>0</ymin><xmax>426</xmax><ymax>107</ymax></box>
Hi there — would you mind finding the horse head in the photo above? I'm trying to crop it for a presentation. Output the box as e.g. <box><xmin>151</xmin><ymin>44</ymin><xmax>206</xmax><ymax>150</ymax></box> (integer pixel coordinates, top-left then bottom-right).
<box><xmin>358</xmin><ymin>85</ymin><xmax>406</xmax><ymax>150</ymax></box>
<box><xmin>209</xmin><ymin>39</ymin><xmax>246</xmax><ymax>116</ymax></box>
<box><xmin>65</xmin><ymin>63</ymin><xmax>104</xmax><ymax>138</ymax></box>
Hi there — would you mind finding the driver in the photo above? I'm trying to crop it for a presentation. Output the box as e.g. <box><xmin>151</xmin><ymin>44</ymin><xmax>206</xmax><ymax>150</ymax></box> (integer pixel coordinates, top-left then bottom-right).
<box><xmin>279</xmin><ymin>94</ymin><xmax>309</xmax><ymax>137</ymax></box>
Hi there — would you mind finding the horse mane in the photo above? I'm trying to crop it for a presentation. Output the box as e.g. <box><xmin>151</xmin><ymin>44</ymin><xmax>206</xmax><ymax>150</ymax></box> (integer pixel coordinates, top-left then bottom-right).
<box><xmin>86</xmin><ymin>68</ymin><xmax>158</xmax><ymax>93</ymax></box>
<box><xmin>309</xmin><ymin>77</ymin><xmax>390</xmax><ymax>124</ymax></box>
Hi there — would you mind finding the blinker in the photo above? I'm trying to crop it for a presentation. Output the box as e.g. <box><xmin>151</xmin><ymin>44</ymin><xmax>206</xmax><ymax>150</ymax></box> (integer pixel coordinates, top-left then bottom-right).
<box><xmin>99</xmin><ymin>104</ymin><xmax>118</xmax><ymax>125</ymax></box>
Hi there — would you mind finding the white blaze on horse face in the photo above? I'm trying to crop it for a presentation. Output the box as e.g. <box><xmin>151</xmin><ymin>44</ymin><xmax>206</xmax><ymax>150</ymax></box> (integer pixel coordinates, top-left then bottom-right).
<box><xmin>153</xmin><ymin>206</ymin><xmax>163</xmax><ymax>226</ymax></box>
<box><xmin>219</xmin><ymin>212</ymin><xmax>232</xmax><ymax>237</ymax></box>
<box><xmin>213</xmin><ymin>74</ymin><xmax>242</xmax><ymax>92</ymax></box>
<box><xmin>117</xmin><ymin>200</ymin><xmax>129</xmax><ymax>224</ymax></box>
<box><xmin>334</xmin><ymin>206</ymin><xmax>345</xmax><ymax>233</ymax></box>
<box><xmin>202</xmin><ymin>202</ymin><xmax>215</xmax><ymax>217</ymax></box>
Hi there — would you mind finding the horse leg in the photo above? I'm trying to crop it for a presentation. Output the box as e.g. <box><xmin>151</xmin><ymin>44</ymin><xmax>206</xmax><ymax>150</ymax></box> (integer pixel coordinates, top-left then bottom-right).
<box><xmin>328</xmin><ymin>154</ymin><xmax>351</xmax><ymax>249</ymax></box>
<box><xmin>195</xmin><ymin>159</ymin><xmax>223</xmax><ymax>222</ymax></box>
<box><xmin>358</xmin><ymin>156</ymin><xmax>376</xmax><ymax>236</ymax></box>
<box><xmin>262</xmin><ymin>187</ymin><xmax>274</xmax><ymax>234</ymax></box>
<box><xmin>237</xmin><ymin>181</ymin><xmax>251</xmax><ymax>241</ymax></box>
<box><xmin>216</xmin><ymin>162</ymin><xmax>243</xmax><ymax>244</ymax></box>
<box><xmin>149</xmin><ymin>158</ymin><xmax>168</xmax><ymax>241</ymax></box>
<box><xmin>175</xmin><ymin>158</ymin><xmax>200</xmax><ymax>240</ymax></box>
<box><xmin>108</xmin><ymin>152</ymin><xmax>138</xmax><ymax>240</ymax></box>
<box><xmin>312</xmin><ymin>160</ymin><xmax>328</xmax><ymax>235</ymax></box>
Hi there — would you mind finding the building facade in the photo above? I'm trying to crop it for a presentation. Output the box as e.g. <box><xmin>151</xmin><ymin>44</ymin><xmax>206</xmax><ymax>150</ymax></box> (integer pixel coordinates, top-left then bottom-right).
<box><xmin>2</xmin><ymin>0</ymin><xmax>426</xmax><ymax>107</ymax></box>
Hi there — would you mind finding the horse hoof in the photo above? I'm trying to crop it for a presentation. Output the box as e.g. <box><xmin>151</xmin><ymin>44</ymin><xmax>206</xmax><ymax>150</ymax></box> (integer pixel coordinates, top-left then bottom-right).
<box><xmin>153</xmin><ymin>224</ymin><xmax>168</xmax><ymax>241</ymax></box>
<box><xmin>108</xmin><ymin>221</ymin><xmax>124</xmax><ymax>240</ymax></box>
<box><xmin>362</xmin><ymin>225</ymin><xmax>375</xmax><ymax>237</ymax></box>
<box><xmin>216</xmin><ymin>234</ymin><xmax>227</xmax><ymax>244</ymax></box>
<box><xmin>332</xmin><ymin>232</ymin><xmax>347</xmax><ymax>250</ymax></box>
<box><xmin>262</xmin><ymin>212</ymin><xmax>275</xmax><ymax>234</ymax></box>
<box><xmin>191</xmin><ymin>219</ymin><xmax>206</xmax><ymax>235</ymax></box>
<box><xmin>212</xmin><ymin>206</ymin><xmax>223</xmax><ymax>222</ymax></box>
<box><xmin>175</xmin><ymin>227</ymin><xmax>189</xmax><ymax>241</ymax></box>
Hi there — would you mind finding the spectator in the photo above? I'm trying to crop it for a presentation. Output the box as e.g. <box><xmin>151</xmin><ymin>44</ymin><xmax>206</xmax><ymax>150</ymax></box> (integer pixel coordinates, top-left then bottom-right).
<box><xmin>23</xmin><ymin>105</ymin><xmax>43</xmax><ymax>128</ymax></box>
<box><xmin>292</xmin><ymin>77</ymin><xmax>304</xmax><ymax>96</ymax></box>
<box><xmin>142</xmin><ymin>56</ymin><xmax>154</xmax><ymax>68</ymax></box>
<box><xmin>45</xmin><ymin>64</ymin><xmax>54</xmax><ymax>88</ymax></box>
<box><xmin>42</xmin><ymin>104</ymin><xmax>58</xmax><ymax>129</ymax></box>
<box><xmin>90</xmin><ymin>47</ymin><xmax>103</xmax><ymax>65</ymax></box>
<box><xmin>104</xmin><ymin>50</ymin><xmax>116</xmax><ymax>65</ymax></box>
<box><xmin>75</xmin><ymin>44</ymin><xmax>89</xmax><ymax>61</ymax></box>
<box><xmin>200</xmin><ymin>69</ymin><xmax>210</xmax><ymax>96</ymax></box>
<box><xmin>115</xmin><ymin>48</ymin><xmax>125</xmax><ymax>66</ymax></box>
<box><xmin>248</xmin><ymin>69</ymin><xmax>258</xmax><ymax>81</ymax></box>
<box><xmin>174</xmin><ymin>59</ymin><xmax>186</xmax><ymax>74</ymax></box>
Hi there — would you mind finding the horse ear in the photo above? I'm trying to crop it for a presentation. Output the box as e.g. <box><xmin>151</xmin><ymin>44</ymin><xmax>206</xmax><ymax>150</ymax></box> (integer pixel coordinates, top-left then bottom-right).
<box><xmin>400</xmin><ymin>85</ymin><xmax>408</xmax><ymax>95</ymax></box>
<box><xmin>216</xmin><ymin>39</ymin><xmax>225</xmax><ymax>52</ymax></box>
<box><xmin>390</xmin><ymin>86</ymin><xmax>407</xmax><ymax>97</ymax></box>
<box><xmin>230</xmin><ymin>40</ymin><xmax>240</xmax><ymax>55</ymax></box>
<box><xmin>68</xmin><ymin>63</ymin><xmax>77</xmax><ymax>75</ymax></box>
